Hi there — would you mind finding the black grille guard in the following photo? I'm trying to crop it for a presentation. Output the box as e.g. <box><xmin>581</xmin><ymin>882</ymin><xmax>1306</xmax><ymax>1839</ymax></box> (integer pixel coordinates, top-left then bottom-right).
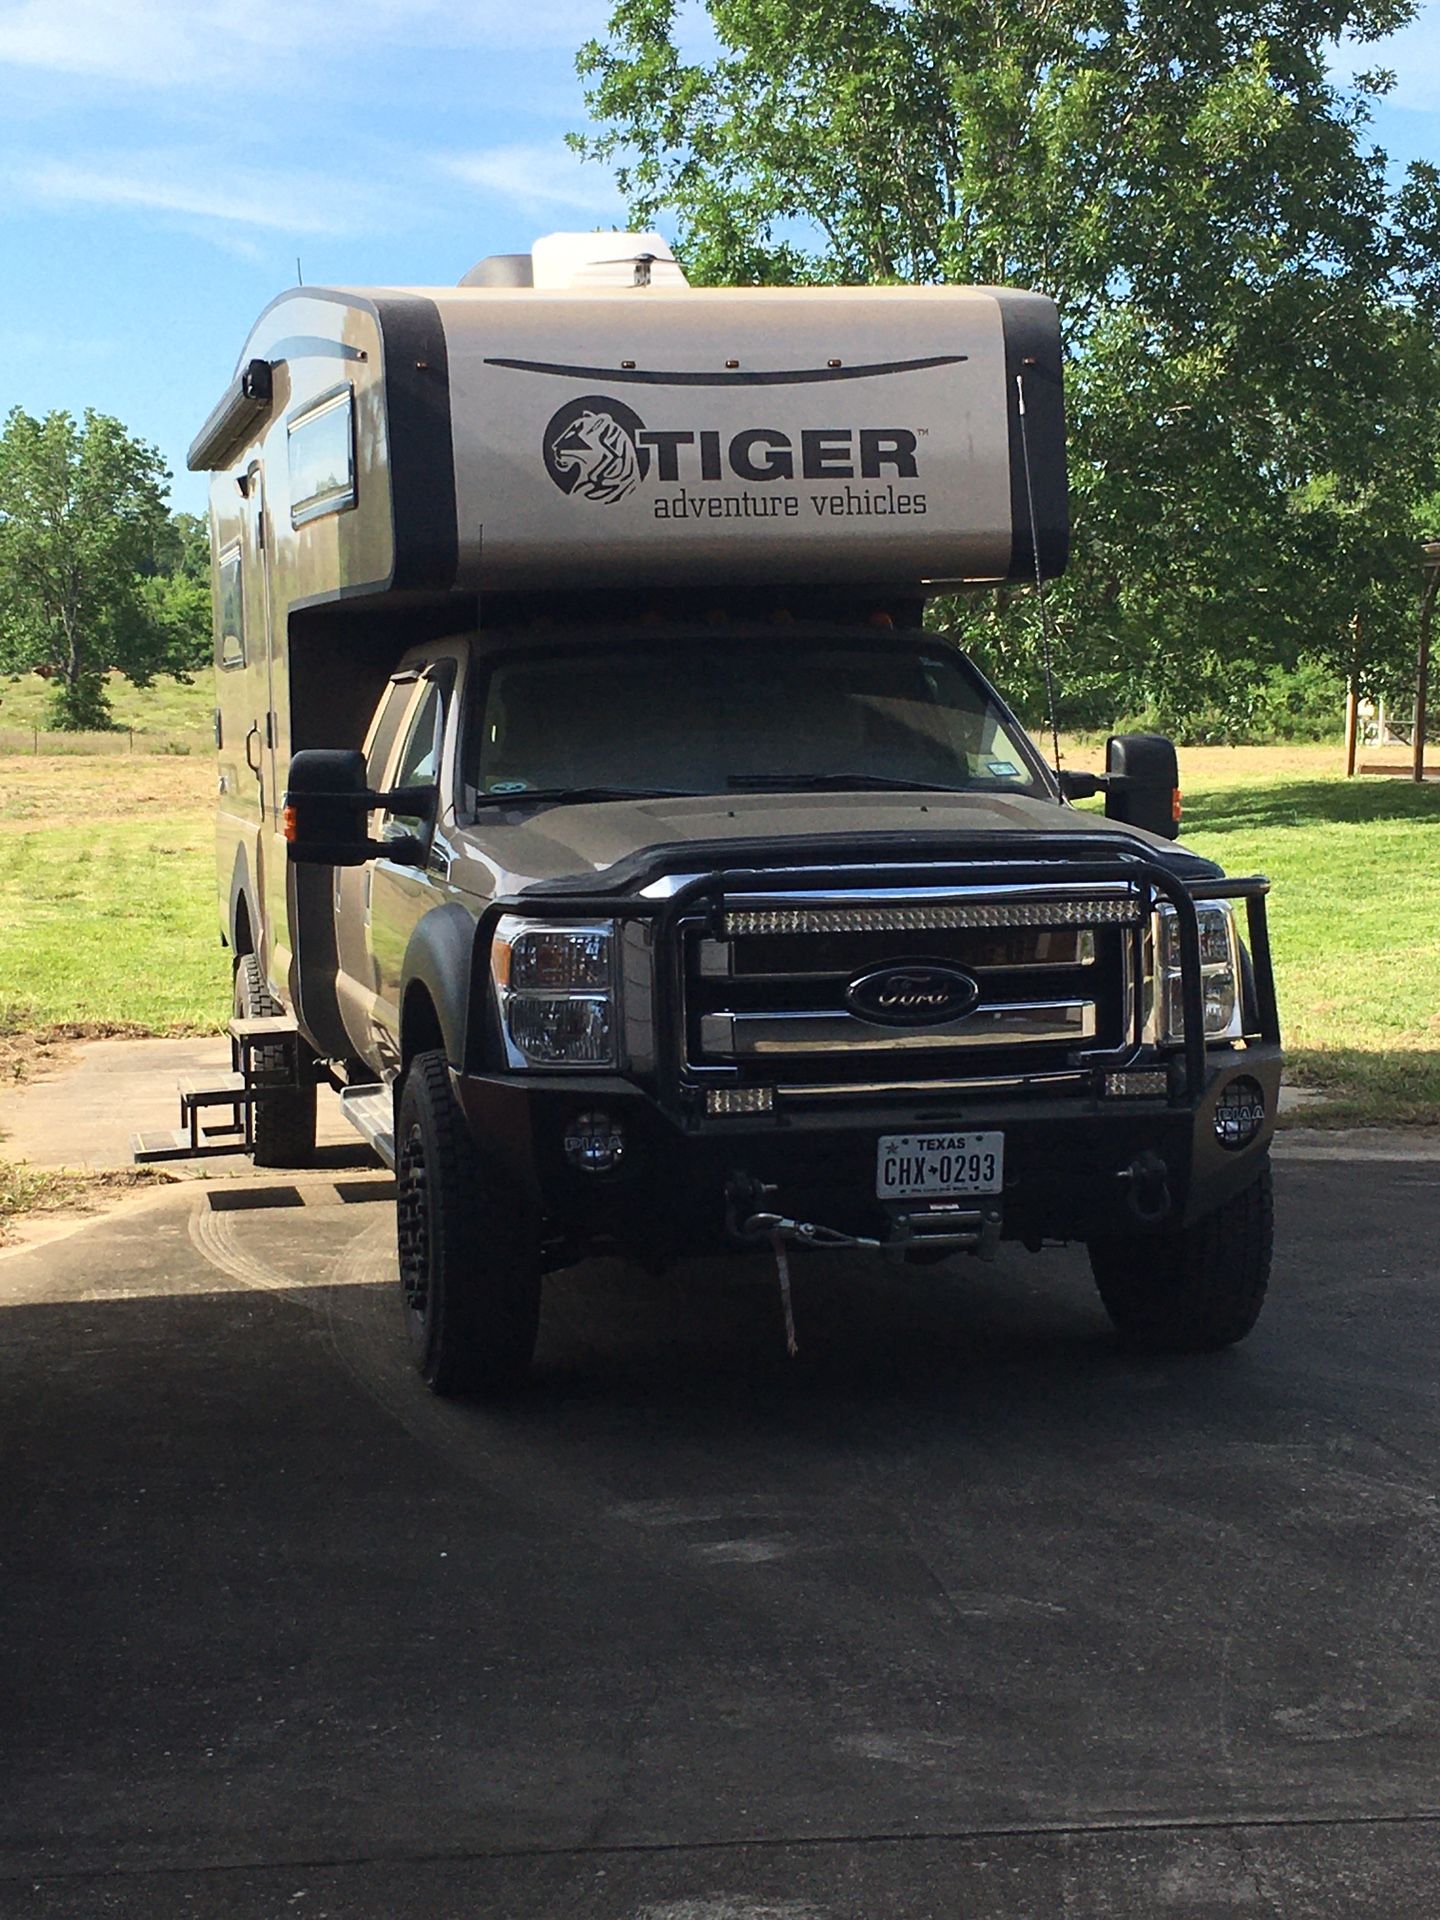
<box><xmin>481</xmin><ymin>832</ymin><xmax>1278</xmax><ymax>1119</ymax></box>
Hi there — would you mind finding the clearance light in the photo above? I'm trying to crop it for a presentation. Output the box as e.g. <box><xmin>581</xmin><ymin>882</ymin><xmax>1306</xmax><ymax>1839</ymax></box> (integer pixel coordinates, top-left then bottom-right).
<box><xmin>706</xmin><ymin>1087</ymin><xmax>775</xmax><ymax>1115</ymax></box>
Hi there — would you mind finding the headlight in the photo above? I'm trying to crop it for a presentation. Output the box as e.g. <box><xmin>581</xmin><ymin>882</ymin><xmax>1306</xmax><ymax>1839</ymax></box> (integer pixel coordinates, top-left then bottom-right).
<box><xmin>490</xmin><ymin>917</ymin><xmax>617</xmax><ymax>1067</ymax></box>
<box><xmin>1146</xmin><ymin>901</ymin><xmax>1243</xmax><ymax>1044</ymax></box>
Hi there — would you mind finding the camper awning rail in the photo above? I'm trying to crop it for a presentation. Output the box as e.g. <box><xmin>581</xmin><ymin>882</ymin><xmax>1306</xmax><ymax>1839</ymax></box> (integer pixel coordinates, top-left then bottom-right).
<box><xmin>188</xmin><ymin>359</ymin><xmax>274</xmax><ymax>472</ymax></box>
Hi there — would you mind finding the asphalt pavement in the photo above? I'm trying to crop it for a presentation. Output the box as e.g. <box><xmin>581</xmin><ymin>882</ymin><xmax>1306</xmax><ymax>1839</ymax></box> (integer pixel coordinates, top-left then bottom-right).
<box><xmin>3</xmin><ymin>1147</ymin><xmax>1438</xmax><ymax>1919</ymax></box>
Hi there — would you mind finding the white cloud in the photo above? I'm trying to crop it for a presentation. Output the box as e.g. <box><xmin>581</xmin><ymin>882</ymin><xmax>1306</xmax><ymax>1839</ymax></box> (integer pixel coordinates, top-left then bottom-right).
<box><xmin>16</xmin><ymin>154</ymin><xmax>370</xmax><ymax>236</ymax></box>
<box><xmin>0</xmin><ymin>0</ymin><xmax>609</xmax><ymax>87</ymax></box>
<box><xmin>445</xmin><ymin>142</ymin><xmax>622</xmax><ymax>216</ymax></box>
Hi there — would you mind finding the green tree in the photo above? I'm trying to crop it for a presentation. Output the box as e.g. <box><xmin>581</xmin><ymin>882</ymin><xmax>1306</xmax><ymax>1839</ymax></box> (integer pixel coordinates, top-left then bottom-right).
<box><xmin>575</xmin><ymin>0</ymin><xmax>1440</xmax><ymax>734</ymax></box>
<box><xmin>0</xmin><ymin>408</ymin><xmax>176</xmax><ymax>729</ymax></box>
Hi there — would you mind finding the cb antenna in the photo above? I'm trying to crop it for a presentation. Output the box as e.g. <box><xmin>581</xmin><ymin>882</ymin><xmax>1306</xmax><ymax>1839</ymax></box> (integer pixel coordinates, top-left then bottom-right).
<box><xmin>1016</xmin><ymin>361</ymin><xmax>1062</xmax><ymax>778</ymax></box>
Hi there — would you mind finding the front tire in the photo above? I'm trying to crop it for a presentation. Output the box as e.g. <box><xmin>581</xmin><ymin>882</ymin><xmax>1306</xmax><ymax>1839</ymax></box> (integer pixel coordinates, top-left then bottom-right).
<box><xmin>395</xmin><ymin>1050</ymin><xmax>542</xmax><ymax>1396</ymax></box>
<box><xmin>233</xmin><ymin>953</ymin><xmax>317</xmax><ymax>1169</ymax></box>
<box><xmin>1088</xmin><ymin>1158</ymin><xmax>1273</xmax><ymax>1352</ymax></box>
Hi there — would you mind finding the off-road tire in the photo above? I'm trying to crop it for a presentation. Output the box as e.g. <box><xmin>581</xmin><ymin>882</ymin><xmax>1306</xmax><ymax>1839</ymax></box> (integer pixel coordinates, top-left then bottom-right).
<box><xmin>1088</xmin><ymin>1157</ymin><xmax>1273</xmax><ymax>1353</ymax></box>
<box><xmin>395</xmin><ymin>1049</ymin><xmax>542</xmax><ymax>1396</ymax></box>
<box><xmin>233</xmin><ymin>953</ymin><xmax>317</xmax><ymax>1169</ymax></box>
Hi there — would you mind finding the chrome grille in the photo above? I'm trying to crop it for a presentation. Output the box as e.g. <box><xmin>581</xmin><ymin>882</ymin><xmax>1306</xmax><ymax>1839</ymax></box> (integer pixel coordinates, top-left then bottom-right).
<box><xmin>683</xmin><ymin>882</ymin><xmax>1137</xmax><ymax>1088</ymax></box>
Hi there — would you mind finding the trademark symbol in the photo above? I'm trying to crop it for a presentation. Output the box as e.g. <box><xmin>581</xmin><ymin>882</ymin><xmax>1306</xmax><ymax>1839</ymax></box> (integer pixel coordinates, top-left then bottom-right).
<box><xmin>917</xmin><ymin>426</ymin><xmax>931</xmax><ymax>436</ymax></box>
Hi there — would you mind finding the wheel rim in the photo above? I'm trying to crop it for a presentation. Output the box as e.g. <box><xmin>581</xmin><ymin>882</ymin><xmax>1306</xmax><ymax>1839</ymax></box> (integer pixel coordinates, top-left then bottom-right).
<box><xmin>396</xmin><ymin>1120</ymin><xmax>431</xmax><ymax>1337</ymax></box>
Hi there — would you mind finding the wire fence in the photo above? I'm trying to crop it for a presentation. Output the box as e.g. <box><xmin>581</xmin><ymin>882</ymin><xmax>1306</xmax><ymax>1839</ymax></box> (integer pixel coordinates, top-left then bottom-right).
<box><xmin>0</xmin><ymin>727</ymin><xmax>208</xmax><ymax>757</ymax></box>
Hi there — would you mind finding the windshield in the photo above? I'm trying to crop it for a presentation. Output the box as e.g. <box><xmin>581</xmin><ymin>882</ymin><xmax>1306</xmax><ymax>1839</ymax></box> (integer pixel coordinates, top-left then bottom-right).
<box><xmin>463</xmin><ymin>635</ymin><xmax>1049</xmax><ymax>806</ymax></box>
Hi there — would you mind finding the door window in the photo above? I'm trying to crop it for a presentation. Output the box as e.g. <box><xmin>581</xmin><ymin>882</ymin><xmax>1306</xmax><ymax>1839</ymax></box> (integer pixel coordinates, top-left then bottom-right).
<box><xmin>386</xmin><ymin>680</ymin><xmax>445</xmax><ymax>830</ymax></box>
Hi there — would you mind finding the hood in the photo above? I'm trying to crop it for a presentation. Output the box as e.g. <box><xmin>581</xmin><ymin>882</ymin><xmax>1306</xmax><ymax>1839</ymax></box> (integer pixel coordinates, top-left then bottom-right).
<box><xmin>446</xmin><ymin>788</ymin><xmax>1222</xmax><ymax>900</ymax></box>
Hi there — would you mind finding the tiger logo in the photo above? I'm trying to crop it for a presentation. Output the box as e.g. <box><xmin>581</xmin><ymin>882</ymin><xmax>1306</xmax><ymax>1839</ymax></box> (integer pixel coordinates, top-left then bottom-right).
<box><xmin>543</xmin><ymin>396</ymin><xmax>649</xmax><ymax>503</ymax></box>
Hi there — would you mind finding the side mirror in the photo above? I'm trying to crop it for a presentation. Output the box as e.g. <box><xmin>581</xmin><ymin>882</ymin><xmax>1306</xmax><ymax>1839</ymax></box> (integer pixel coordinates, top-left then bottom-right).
<box><xmin>283</xmin><ymin>748</ymin><xmax>433</xmax><ymax>867</ymax></box>
<box><xmin>1103</xmin><ymin>733</ymin><xmax>1181</xmax><ymax>841</ymax></box>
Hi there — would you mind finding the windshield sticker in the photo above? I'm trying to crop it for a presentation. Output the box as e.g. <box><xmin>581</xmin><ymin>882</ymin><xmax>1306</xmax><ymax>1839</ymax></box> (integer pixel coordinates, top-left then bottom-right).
<box><xmin>986</xmin><ymin>760</ymin><xmax>1021</xmax><ymax>778</ymax></box>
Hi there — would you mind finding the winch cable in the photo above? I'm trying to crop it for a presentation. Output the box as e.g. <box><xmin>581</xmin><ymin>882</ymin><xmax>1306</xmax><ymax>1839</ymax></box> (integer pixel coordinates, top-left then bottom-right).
<box><xmin>1017</xmin><ymin>365</ymin><xmax>1064</xmax><ymax>778</ymax></box>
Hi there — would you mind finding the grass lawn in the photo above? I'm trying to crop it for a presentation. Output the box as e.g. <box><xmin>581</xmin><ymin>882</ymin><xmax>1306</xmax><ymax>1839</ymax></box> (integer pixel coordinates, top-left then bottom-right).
<box><xmin>0</xmin><ymin>733</ymin><xmax>1435</xmax><ymax>1127</ymax></box>
<box><xmin>1178</xmin><ymin>756</ymin><xmax>1440</xmax><ymax>1127</ymax></box>
<box><xmin>0</xmin><ymin>669</ymin><xmax>213</xmax><ymax>752</ymax></box>
<box><xmin>0</xmin><ymin>756</ymin><xmax>227</xmax><ymax>1036</ymax></box>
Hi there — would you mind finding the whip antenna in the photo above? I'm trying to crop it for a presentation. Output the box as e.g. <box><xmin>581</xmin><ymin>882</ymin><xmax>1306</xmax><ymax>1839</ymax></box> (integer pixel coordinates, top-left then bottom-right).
<box><xmin>1016</xmin><ymin>366</ymin><xmax>1062</xmax><ymax>777</ymax></box>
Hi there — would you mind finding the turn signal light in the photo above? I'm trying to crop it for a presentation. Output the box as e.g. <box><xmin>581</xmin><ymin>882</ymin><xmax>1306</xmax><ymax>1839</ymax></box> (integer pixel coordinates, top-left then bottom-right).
<box><xmin>1172</xmin><ymin>787</ymin><xmax>1183</xmax><ymax>823</ymax></box>
<box><xmin>282</xmin><ymin>804</ymin><xmax>298</xmax><ymax>842</ymax></box>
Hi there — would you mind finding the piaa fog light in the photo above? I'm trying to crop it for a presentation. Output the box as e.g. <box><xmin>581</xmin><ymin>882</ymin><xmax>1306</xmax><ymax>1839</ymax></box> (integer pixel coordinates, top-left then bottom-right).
<box><xmin>1213</xmin><ymin>1077</ymin><xmax>1265</xmax><ymax>1151</ymax></box>
<box><xmin>563</xmin><ymin>1110</ymin><xmax>625</xmax><ymax>1174</ymax></box>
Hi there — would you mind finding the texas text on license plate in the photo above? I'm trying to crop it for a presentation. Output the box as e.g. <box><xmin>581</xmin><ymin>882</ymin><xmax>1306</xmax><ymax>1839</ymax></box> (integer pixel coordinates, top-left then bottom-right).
<box><xmin>876</xmin><ymin>1131</ymin><xmax>1004</xmax><ymax>1200</ymax></box>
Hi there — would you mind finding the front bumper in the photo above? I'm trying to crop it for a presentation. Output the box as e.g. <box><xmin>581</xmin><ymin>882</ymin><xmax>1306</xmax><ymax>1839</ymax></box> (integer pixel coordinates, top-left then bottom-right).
<box><xmin>455</xmin><ymin>1044</ymin><xmax>1282</xmax><ymax>1265</ymax></box>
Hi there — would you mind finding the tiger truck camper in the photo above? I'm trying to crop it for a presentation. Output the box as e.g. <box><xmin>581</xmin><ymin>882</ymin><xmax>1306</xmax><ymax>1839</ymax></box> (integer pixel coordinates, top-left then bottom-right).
<box><xmin>158</xmin><ymin>230</ymin><xmax>1282</xmax><ymax>1392</ymax></box>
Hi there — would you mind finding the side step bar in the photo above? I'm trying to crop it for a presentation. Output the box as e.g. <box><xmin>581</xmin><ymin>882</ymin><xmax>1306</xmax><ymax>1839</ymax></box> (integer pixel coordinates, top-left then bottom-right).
<box><xmin>338</xmin><ymin>1084</ymin><xmax>396</xmax><ymax>1170</ymax></box>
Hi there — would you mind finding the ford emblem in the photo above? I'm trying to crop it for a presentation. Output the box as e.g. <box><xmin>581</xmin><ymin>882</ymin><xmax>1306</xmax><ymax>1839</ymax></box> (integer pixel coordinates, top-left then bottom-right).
<box><xmin>845</xmin><ymin>961</ymin><xmax>981</xmax><ymax>1027</ymax></box>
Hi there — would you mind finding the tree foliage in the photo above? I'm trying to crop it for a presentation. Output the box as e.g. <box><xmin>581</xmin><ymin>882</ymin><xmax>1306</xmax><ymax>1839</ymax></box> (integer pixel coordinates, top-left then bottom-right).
<box><xmin>0</xmin><ymin>409</ymin><xmax>209</xmax><ymax>730</ymax></box>
<box><xmin>575</xmin><ymin>0</ymin><xmax>1440</xmax><ymax>732</ymax></box>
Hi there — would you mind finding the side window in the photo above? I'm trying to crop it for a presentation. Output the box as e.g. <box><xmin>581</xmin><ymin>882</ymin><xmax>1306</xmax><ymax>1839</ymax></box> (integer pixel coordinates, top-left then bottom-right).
<box><xmin>287</xmin><ymin>387</ymin><xmax>355</xmax><ymax>526</ymax></box>
<box><xmin>386</xmin><ymin>681</ymin><xmax>445</xmax><ymax>830</ymax></box>
<box><xmin>216</xmin><ymin>545</ymin><xmax>244</xmax><ymax>669</ymax></box>
<box><xmin>363</xmin><ymin>675</ymin><xmax>419</xmax><ymax>794</ymax></box>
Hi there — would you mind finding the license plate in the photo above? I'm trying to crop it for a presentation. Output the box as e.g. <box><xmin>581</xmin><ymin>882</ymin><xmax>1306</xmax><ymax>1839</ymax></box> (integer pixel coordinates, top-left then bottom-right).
<box><xmin>876</xmin><ymin>1131</ymin><xmax>1004</xmax><ymax>1200</ymax></box>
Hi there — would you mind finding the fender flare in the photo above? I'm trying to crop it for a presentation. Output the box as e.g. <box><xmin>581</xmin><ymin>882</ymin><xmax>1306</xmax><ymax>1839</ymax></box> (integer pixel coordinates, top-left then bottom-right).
<box><xmin>227</xmin><ymin>848</ymin><xmax>259</xmax><ymax>957</ymax></box>
<box><xmin>399</xmin><ymin>903</ymin><xmax>482</xmax><ymax>1070</ymax></box>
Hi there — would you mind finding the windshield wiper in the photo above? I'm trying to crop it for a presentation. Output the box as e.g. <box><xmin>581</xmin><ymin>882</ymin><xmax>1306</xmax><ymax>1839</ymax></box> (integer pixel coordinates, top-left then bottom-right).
<box><xmin>726</xmin><ymin>772</ymin><xmax>964</xmax><ymax>794</ymax></box>
<box><xmin>474</xmin><ymin>785</ymin><xmax>697</xmax><ymax>809</ymax></box>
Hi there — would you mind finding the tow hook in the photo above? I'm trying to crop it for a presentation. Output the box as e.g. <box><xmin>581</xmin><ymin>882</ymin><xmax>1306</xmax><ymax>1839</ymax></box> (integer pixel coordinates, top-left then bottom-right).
<box><xmin>1118</xmin><ymin>1150</ymin><xmax>1172</xmax><ymax>1225</ymax></box>
<box><xmin>723</xmin><ymin>1173</ymin><xmax>1000</xmax><ymax>1357</ymax></box>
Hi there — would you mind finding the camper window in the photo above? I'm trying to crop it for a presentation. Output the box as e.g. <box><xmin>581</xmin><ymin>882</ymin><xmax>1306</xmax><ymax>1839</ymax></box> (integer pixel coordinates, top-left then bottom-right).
<box><xmin>287</xmin><ymin>387</ymin><xmax>356</xmax><ymax>526</ymax></box>
<box><xmin>217</xmin><ymin>545</ymin><xmax>244</xmax><ymax>669</ymax></box>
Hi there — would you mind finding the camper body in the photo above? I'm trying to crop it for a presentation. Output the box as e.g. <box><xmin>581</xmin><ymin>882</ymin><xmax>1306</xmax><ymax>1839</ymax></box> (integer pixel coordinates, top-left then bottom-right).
<box><xmin>186</xmin><ymin>236</ymin><xmax>1281</xmax><ymax>1391</ymax></box>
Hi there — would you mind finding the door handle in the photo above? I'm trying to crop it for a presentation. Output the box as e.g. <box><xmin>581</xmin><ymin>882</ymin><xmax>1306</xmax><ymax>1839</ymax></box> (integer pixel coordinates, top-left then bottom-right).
<box><xmin>244</xmin><ymin>723</ymin><xmax>264</xmax><ymax>816</ymax></box>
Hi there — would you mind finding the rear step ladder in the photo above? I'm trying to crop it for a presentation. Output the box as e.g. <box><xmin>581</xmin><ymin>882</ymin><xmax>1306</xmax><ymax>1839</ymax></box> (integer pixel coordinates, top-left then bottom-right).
<box><xmin>132</xmin><ymin>1016</ymin><xmax>306</xmax><ymax>1164</ymax></box>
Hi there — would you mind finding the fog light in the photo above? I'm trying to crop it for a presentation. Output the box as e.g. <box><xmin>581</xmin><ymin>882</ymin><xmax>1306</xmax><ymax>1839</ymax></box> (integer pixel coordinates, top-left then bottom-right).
<box><xmin>562</xmin><ymin>1110</ymin><xmax>625</xmax><ymax>1173</ymax></box>
<box><xmin>706</xmin><ymin>1086</ymin><xmax>775</xmax><ymax>1115</ymax></box>
<box><xmin>1213</xmin><ymin>1077</ymin><xmax>1265</xmax><ymax>1151</ymax></box>
<box><xmin>1105</xmin><ymin>1070</ymin><xmax>1169</xmax><ymax>1098</ymax></box>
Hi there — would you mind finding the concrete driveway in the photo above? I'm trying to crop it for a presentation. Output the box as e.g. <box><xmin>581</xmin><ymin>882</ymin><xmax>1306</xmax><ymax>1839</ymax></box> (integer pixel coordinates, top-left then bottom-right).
<box><xmin>2</xmin><ymin>1140</ymin><xmax>1438</xmax><ymax>1918</ymax></box>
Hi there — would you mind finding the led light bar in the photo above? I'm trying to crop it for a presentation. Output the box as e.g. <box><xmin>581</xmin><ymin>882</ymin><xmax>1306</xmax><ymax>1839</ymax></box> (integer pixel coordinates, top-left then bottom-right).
<box><xmin>705</xmin><ymin>1087</ymin><xmax>775</xmax><ymax>1115</ymax></box>
<box><xmin>1105</xmin><ymin>1070</ymin><xmax>1169</xmax><ymax>1098</ymax></box>
<box><xmin>724</xmin><ymin>898</ymin><xmax>1142</xmax><ymax>937</ymax></box>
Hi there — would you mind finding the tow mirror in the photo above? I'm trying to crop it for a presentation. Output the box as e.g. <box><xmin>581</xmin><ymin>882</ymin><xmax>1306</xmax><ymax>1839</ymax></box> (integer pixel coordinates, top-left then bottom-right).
<box><xmin>1103</xmin><ymin>733</ymin><xmax>1181</xmax><ymax>841</ymax></box>
<box><xmin>1056</xmin><ymin>737</ymin><xmax>1181</xmax><ymax>840</ymax></box>
<box><xmin>283</xmin><ymin>747</ymin><xmax>434</xmax><ymax>867</ymax></box>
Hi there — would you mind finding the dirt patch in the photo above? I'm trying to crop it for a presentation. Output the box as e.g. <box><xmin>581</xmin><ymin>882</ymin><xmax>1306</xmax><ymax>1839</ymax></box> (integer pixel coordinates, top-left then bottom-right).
<box><xmin>0</xmin><ymin>1020</ymin><xmax>219</xmax><ymax>1094</ymax></box>
<box><xmin>0</xmin><ymin>1161</ymin><xmax>176</xmax><ymax>1246</ymax></box>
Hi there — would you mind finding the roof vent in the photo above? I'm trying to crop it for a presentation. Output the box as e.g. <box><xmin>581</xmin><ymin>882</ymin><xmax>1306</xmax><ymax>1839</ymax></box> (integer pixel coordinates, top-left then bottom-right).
<box><xmin>530</xmin><ymin>232</ymin><xmax>688</xmax><ymax>290</ymax></box>
<box><xmin>459</xmin><ymin>253</ymin><xmax>534</xmax><ymax>288</ymax></box>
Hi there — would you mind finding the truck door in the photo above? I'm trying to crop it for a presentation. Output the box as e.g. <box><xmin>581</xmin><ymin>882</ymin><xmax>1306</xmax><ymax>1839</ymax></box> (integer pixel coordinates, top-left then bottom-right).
<box><xmin>332</xmin><ymin>670</ymin><xmax>422</xmax><ymax>1066</ymax></box>
<box><xmin>367</xmin><ymin>670</ymin><xmax>453</xmax><ymax>1069</ymax></box>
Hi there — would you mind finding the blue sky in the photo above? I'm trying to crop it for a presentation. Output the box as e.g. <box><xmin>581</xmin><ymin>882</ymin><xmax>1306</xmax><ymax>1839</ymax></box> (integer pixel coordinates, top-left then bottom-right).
<box><xmin>1</xmin><ymin>0</ymin><xmax>1437</xmax><ymax>516</ymax></box>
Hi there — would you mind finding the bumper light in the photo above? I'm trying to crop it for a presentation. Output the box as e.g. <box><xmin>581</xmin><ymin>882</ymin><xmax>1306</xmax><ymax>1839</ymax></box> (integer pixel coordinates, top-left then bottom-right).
<box><xmin>491</xmin><ymin>917</ymin><xmax>618</xmax><ymax>1068</ymax></box>
<box><xmin>563</xmin><ymin>1110</ymin><xmax>625</xmax><ymax>1173</ymax></box>
<box><xmin>1214</xmin><ymin>1076</ymin><xmax>1266</xmax><ymax>1150</ymax></box>
<box><xmin>706</xmin><ymin>1086</ymin><xmax>775</xmax><ymax>1115</ymax></box>
<box><xmin>1105</xmin><ymin>1070</ymin><xmax>1168</xmax><ymax>1098</ymax></box>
